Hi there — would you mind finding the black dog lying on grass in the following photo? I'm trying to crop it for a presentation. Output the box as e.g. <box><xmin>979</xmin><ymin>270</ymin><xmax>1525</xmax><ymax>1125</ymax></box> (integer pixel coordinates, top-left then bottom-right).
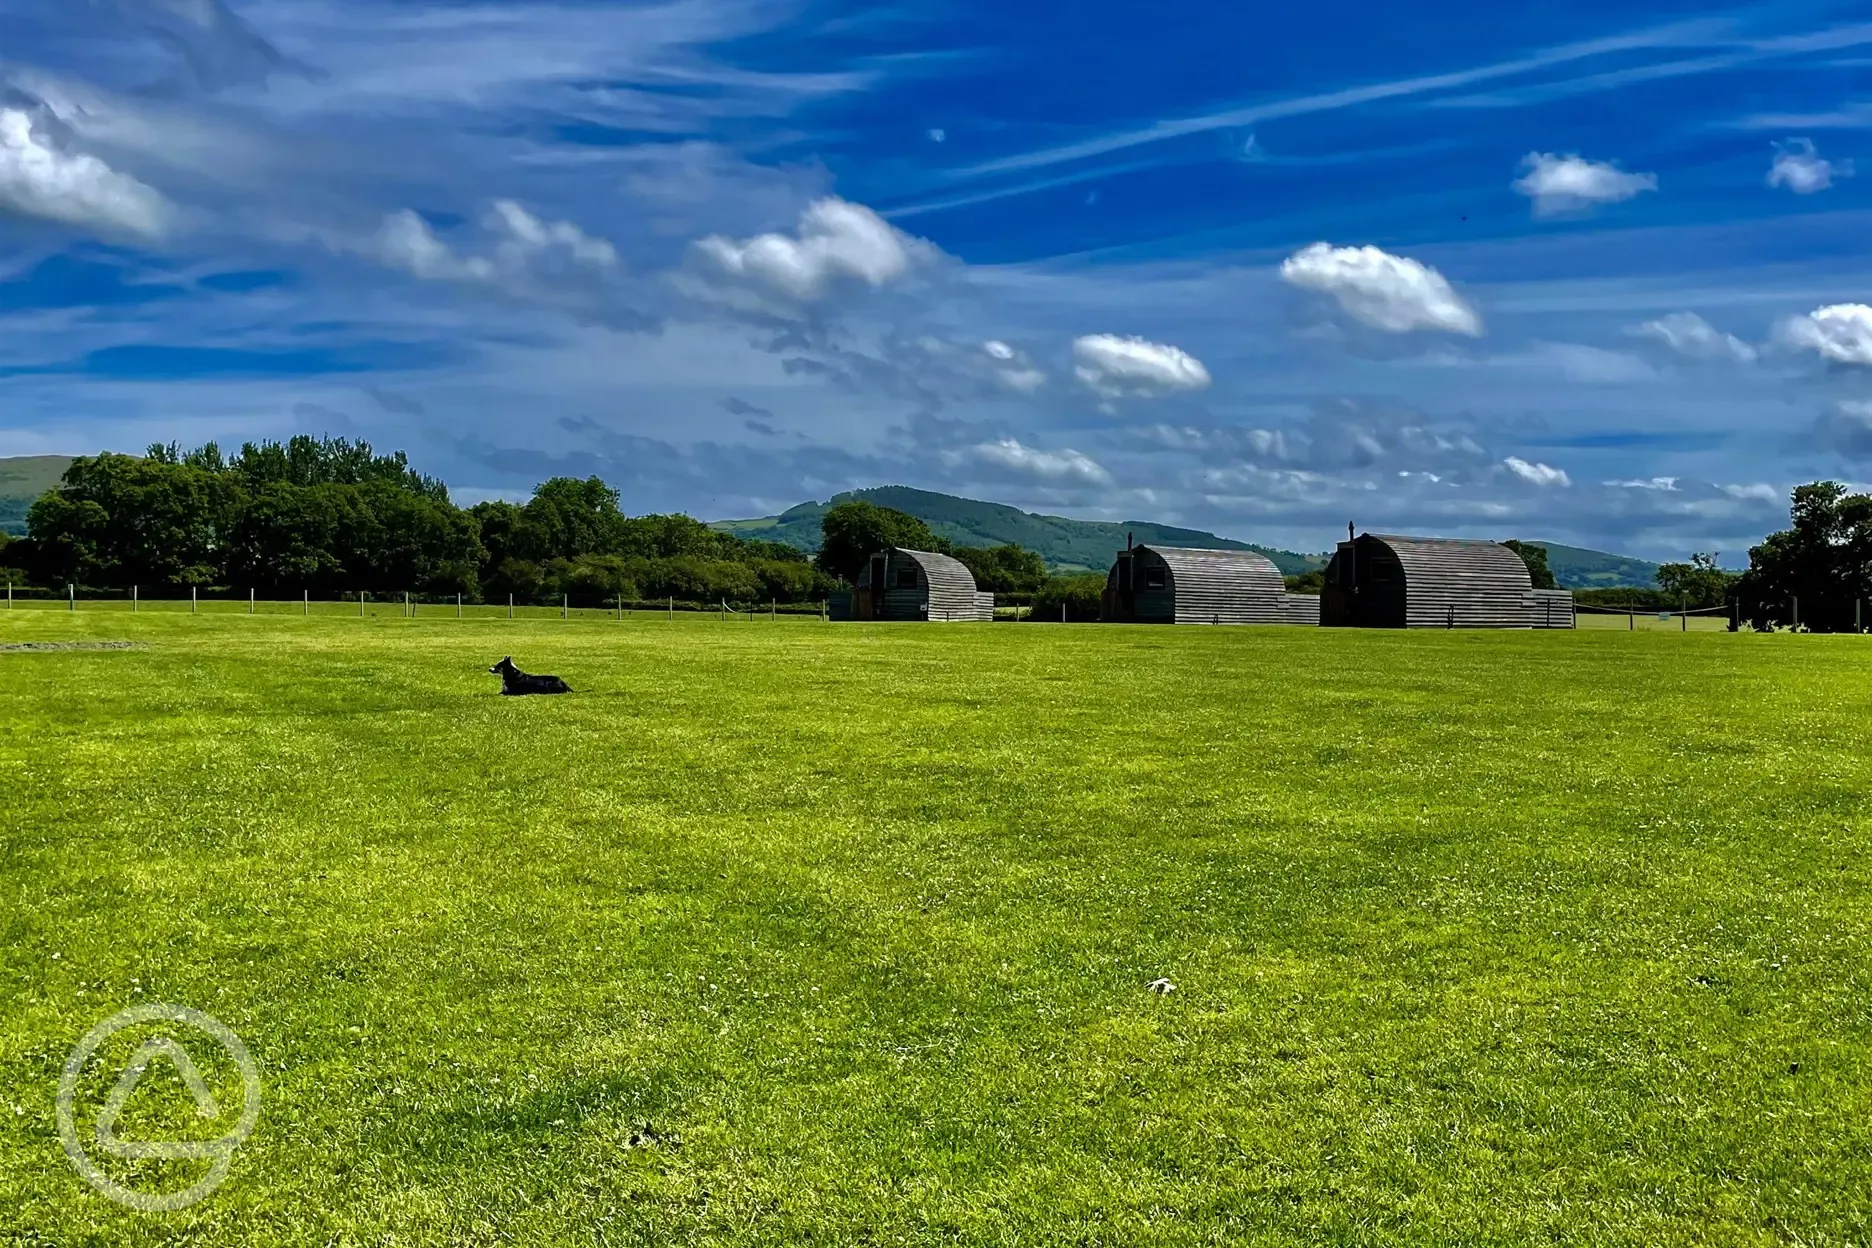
<box><xmin>488</xmin><ymin>656</ymin><xmax>572</xmax><ymax>695</ymax></box>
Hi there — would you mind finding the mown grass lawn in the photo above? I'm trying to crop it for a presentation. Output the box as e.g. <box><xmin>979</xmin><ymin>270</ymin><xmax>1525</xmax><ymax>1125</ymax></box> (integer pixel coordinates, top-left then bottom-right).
<box><xmin>2</xmin><ymin>611</ymin><xmax>1870</xmax><ymax>1246</ymax></box>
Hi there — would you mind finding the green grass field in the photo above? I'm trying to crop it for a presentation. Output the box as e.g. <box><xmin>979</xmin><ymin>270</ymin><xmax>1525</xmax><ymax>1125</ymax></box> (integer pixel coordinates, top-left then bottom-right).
<box><xmin>3</xmin><ymin>611</ymin><xmax>1870</xmax><ymax>1245</ymax></box>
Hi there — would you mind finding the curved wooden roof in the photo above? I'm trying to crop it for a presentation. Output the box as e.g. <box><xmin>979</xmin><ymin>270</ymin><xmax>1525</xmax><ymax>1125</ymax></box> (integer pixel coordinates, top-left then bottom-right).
<box><xmin>887</xmin><ymin>547</ymin><xmax>989</xmax><ymax>620</ymax></box>
<box><xmin>894</xmin><ymin>548</ymin><xmax>979</xmax><ymax>593</ymax></box>
<box><xmin>1367</xmin><ymin>534</ymin><xmax>1532</xmax><ymax>628</ymax></box>
<box><xmin>1143</xmin><ymin>545</ymin><xmax>1286</xmax><ymax>624</ymax></box>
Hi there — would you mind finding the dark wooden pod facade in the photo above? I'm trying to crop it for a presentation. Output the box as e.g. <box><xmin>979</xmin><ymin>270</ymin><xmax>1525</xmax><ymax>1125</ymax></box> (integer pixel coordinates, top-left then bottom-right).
<box><xmin>1321</xmin><ymin>533</ymin><xmax>1562</xmax><ymax>628</ymax></box>
<box><xmin>1103</xmin><ymin>545</ymin><xmax>1291</xmax><ymax>624</ymax></box>
<box><xmin>848</xmin><ymin>547</ymin><xmax>993</xmax><ymax>622</ymax></box>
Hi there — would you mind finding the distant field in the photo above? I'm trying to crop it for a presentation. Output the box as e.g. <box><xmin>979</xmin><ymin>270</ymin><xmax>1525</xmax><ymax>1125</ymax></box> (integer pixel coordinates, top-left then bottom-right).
<box><xmin>3</xmin><ymin>612</ymin><xmax>1870</xmax><ymax>1245</ymax></box>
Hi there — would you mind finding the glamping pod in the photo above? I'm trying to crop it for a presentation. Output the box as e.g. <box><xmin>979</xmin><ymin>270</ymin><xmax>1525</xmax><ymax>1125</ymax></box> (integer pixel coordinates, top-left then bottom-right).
<box><xmin>1320</xmin><ymin>531</ymin><xmax>1572</xmax><ymax>628</ymax></box>
<box><xmin>1103</xmin><ymin>545</ymin><xmax>1292</xmax><ymax>624</ymax></box>
<box><xmin>847</xmin><ymin>547</ymin><xmax>994</xmax><ymax>622</ymax></box>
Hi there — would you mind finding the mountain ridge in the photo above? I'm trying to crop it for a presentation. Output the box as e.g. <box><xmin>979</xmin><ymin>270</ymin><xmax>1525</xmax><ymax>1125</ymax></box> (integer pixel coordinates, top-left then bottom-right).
<box><xmin>713</xmin><ymin>486</ymin><xmax>1664</xmax><ymax>588</ymax></box>
<box><xmin>714</xmin><ymin>485</ymin><xmax>1330</xmax><ymax>575</ymax></box>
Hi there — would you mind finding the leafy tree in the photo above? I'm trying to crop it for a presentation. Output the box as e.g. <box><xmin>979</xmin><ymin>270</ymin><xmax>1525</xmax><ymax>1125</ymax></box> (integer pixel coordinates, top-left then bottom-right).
<box><xmin>1026</xmin><ymin>574</ymin><xmax>1106</xmax><ymax>622</ymax></box>
<box><xmin>617</xmin><ymin>513</ymin><xmax>726</xmax><ymax>561</ymax></box>
<box><xmin>512</xmin><ymin>477</ymin><xmax>628</xmax><ymax>563</ymax></box>
<box><xmin>814</xmin><ymin>500</ymin><xmax>948</xmax><ymax>583</ymax></box>
<box><xmin>542</xmin><ymin>554</ymin><xmax>637</xmax><ymax>602</ymax></box>
<box><xmin>1735</xmin><ymin>482</ymin><xmax>1872</xmax><ymax>631</ymax></box>
<box><xmin>469</xmin><ymin>500</ymin><xmax>527</xmax><ymax>571</ymax></box>
<box><xmin>0</xmin><ymin>530</ymin><xmax>21</xmax><ymax>581</ymax></box>
<box><xmin>949</xmin><ymin>543</ymin><xmax>1047</xmax><ymax>593</ymax></box>
<box><xmin>21</xmin><ymin>438</ymin><xmax>832</xmax><ymax>606</ymax></box>
<box><xmin>1284</xmin><ymin>569</ymin><xmax>1325</xmax><ymax>594</ymax></box>
<box><xmin>485</xmin><ymin>557</ymin><xmax>544</xmax><ymax>604</ymax></box>
<box><xmin>1654</xmin><ymin>553</ymin><xmax>1733</xmax><ymax>610</ymax></box>
<box><xmin>225</xmin><ymin>482</ymin><xmax>348</xmax><ymax>590</ymax></box>
<box><xmin>28</xmin><ymin>452</ymin><xmax>230</xmax><ymax>585</ymax></box>
<box><xmin>647</xmin><ymin>556</ymin><xmax>762</xmax><ymax>603</ymax></box>
<box><xmin>749</xmin><ymin>558</ymin><xmax>823</xmax><ymax>603</ymax></box>
<box><xmin>1575</xmin><ymin>587</ymin><xmax>1669</xmax><ymax>610</ymax></box>
<box><xmin>1503</xmin><ymin>540</ymin><xmax>1557</xmax><ymax>590</ymax></box>
<box><xmin>227</xmin><ymin>435</ymin><xmax>447</xmax><ymax>500</ymax></box>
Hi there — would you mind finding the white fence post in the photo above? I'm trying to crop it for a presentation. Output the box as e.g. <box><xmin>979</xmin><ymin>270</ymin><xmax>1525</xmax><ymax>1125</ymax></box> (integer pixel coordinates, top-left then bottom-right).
<box><xmin>304</xmin><ymin>589</ymin><xmax>309</xmax><ymax>616</ymax></box>
<box><xmin>457</xmin><ymin>592</ymin><xmax>462</xmax><ymax>619</ymax></box>
<box><xmin>191</xmin><ymin>586</ymin><xmax>197</xmax><ymax>615</ymax></box>
<box><xmin>133</xmin><ymin>584</ymin><xmax>138</xmax><ymax>613</ymax></box>
<box><xmin>69</xmin><ymin>583</ymin><xmax>75</xmax><ymax>612</ymax></box>
<box><xmin>249</xmin><ymin>588</ymin><xmax>255</xmax><ymax>615</ymax></box>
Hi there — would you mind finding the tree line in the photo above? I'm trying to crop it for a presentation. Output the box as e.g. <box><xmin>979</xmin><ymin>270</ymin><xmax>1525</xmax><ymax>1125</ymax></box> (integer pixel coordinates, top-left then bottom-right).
<box><xmin>2</xmin><ymin>438</ymin><xmax>1865</xmax><ymax>628</ymax></box>
<box><xmin>0</xmin><ymin>439</ymin><xmax>1068</xmax><ymax>606</ymax></box>
<box><xmin>0</xmin><ymin>438</ymin><xmax>834</xmax><ymax>605</ymax></box>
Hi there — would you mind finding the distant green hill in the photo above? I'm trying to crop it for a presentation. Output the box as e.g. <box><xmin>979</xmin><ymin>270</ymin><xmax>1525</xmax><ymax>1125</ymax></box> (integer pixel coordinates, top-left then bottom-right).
<box><xmin>0</xmin><ymin>455</ymin><xmax>73</xmax><ymax>535</ymax></box>
<box><xmin>715</xmin><ymin>486</ymin><xmax>1328</xmax><ymax>574</ymax></box>
<box><xmin>1517</xmin><ymin>540</ymin><xmax>1659</xmax><ymax>590</ymax></box>
<box><xmin>715</xmin><ymin>487</ymin><xmax>1666</xmax><ymax>587</ymax></box>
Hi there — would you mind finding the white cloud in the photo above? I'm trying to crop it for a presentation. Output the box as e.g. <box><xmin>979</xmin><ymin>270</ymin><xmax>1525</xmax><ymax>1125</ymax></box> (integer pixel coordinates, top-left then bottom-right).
<box><xmin>981</xmin><ymin>340</ymin><xmax>1046</xmax><ymax>392</ymax></box>
<box><xmin>371</xmin><ymin>210</ymin><xmax>492</xmax><ymax>281</ymax></box>
<box><xmin>1513</xmin><ymin>152</ymin><xmax>1656</xmax><ymax>214</ymax></box>
<box><xmin>488</xmin><ymin>200</ymin><xmax>619</xmax><ymax>270</ymax></box>
<box><xmin>1605</xmin><ymin>476</ymin><xmax>1679</xmax><ymax>490</ymax></box>
<box><xmin>366</xmin><ymin>202</ymin><xmax>618</xmax><ymax>288</ymax></box>
<box><xmin>1768</xmin><ymin>139</ymin><xmax>1847</xmax><ymax>194</ymax></box>
<box><xmin>694</xmin><ymin>197</ymin><xmax>934</xmax><ymax>301</ymax></box>
<box><xmin>0</xmin><ymin>108</ymin><xmax>170</xmax><ymax>238</ymax></box>
<box><xmin>1719</xmin><ymin>482</ymin><xmax>1781</xmax><ymax>502</ymax></box>
<box><xmin>1630</xmin><ymin>312</ymin><xmax>1757</xmax><ymax>363</ymax></box>
<box><xmin>1503</xmin><ymin>456</ymin><xmax>1571</xmax><ymax>487</ymax></box>
<box><xmin>1072</xmin><ymin>334</ymin><xmax>1211</xmax><ymax>398</ymax></box>
<box><xmin>927</xmin><ymin>128</ymin><xmax>946</xmax><ymax>143</ymax></box>
<box><xmin>1778</xmin><ymin>304</ymin><xmax>1872</xmax><ymax>365</ymax></box>
<box><xmin>954</xmin><ymin>437</ymin><xmax>1114</xmax><ymax>486</ymax></box>
<box><xmin>1279</xmin><ymin>242</ymin><xmax>1482</xmax><ymax>335</ymax></box>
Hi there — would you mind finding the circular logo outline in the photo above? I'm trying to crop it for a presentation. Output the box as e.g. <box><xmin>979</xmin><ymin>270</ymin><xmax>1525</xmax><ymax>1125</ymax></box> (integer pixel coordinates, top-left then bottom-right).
<box><xmin>57</xmin><ymin>1003</ymin><xmax>261</xmax><ymax>1212</ymax></box>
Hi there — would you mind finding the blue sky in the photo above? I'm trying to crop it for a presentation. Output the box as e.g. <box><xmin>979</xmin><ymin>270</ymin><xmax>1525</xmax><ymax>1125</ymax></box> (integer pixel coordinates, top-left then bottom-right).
<box><xmin>4</xmin><ymin>1</ymin><xmax>1872</xmax><ymax>557</ymax></box>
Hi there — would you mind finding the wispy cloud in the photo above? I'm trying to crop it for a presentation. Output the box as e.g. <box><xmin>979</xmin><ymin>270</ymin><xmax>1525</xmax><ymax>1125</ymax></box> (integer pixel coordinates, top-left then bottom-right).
<box><xmin>947</xmin><ymin>437</ymin><xmax>1114</xmax><ymax>487</ymax></box>
<box><xmin>1768</xmin><ymin>138</ymin><xmax>1848</xmax><ymax>192</ymax></box>
<box><xmin>1629</xmin><ymin>311</ymin><xmax>1757</xmax><ymax>362</ymax></box>
<box><xmin>945</xmin><ymin>18</ymin><xmax>1727</xmax><ymax>180</ymax></box>
<box><xmin>1504</xmin><ymin>456</ymin><xmax>1571</xmax><ymax>487</ymax></box>
<box><xmin>0</xmin><ymin>108</ymin><xmax>171</xmax><ymax>238</ymax></box>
